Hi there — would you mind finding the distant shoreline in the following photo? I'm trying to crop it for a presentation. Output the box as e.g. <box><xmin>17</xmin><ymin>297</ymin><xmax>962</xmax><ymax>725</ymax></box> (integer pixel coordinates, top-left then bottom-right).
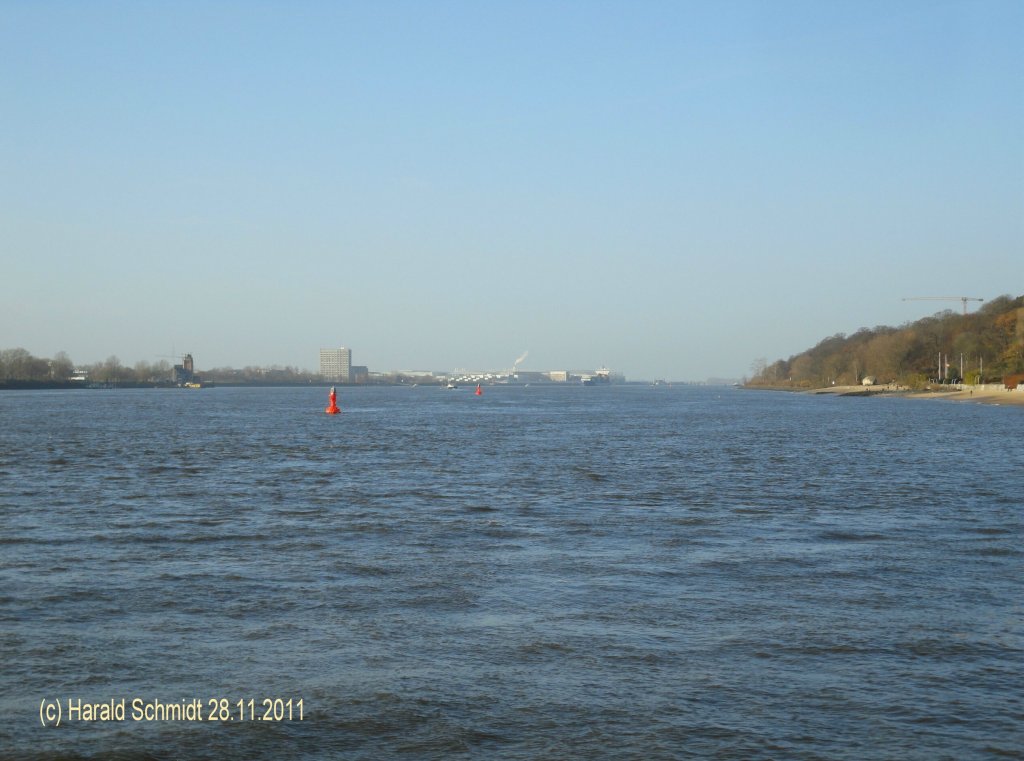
<box><xmin>0</xmin><ymin>380</ymin><xmax>643</xmax><ymax>391</ymax></box>
<box><xmin>0</xmin><ymin>380</ymin><xmax>324</xmax><ymax>391</ymax></box>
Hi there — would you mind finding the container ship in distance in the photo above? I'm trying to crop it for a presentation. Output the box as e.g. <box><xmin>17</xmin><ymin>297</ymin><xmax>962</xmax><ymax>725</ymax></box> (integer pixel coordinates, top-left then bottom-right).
<box><xmin>581</xmin><ymin>368</ymin><xmax>612</xmax><ymax>386</ymax></box>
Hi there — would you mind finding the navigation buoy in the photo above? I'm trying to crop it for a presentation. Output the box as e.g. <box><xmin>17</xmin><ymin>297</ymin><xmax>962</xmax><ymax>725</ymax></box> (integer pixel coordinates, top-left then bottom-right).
<box><xmin>475</xmin><ymin>384</ymin><xmax>483</xmax><ymax>396</ymax></box>
<box><xmin>325</xmin><ymin>386</ymin><xmax>341</xmax><ymax>415</ymax></box>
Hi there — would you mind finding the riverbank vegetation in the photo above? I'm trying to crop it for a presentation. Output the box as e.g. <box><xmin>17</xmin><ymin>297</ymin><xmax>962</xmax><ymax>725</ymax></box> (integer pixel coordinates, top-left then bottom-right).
<box><xmin>0</xmin><ymin>350</ymin><xmax>322</xmax><ymax>387</ymax></box>
<box><xmin>747</xmin><ymin>294</ymin><xmax>1024</xmax><ymax>389</ymax></box>
<box><xmin>0</xmin><ymin>350</ymin><xmax>440</xmax><ymax>388</ymax></box>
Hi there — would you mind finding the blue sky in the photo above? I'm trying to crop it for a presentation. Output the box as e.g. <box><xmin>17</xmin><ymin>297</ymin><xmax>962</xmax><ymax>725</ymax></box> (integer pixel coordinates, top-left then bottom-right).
<box><xmin>2</xmin><ymin>1</ymin><xmax>1021</xmax><ymax>380</ymax></box>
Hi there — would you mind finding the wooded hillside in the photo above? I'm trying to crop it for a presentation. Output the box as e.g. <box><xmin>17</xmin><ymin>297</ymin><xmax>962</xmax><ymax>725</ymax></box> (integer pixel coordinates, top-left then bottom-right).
<box><xmin>748</xmin><ymin>294</ymin><xmax>1024</xmax><ymax>389</ymax></box>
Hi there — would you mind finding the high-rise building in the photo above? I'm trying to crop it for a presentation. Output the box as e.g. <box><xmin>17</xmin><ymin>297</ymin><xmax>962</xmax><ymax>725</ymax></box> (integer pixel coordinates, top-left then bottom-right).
<box><xmin>319</xmin><ymin>347</ymin><xmax>352</xmax><ymax>382</ymax></box>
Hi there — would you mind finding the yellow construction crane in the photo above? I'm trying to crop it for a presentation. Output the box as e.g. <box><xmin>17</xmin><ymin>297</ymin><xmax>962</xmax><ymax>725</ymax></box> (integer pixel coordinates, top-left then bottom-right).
<box><xmin>902</xmin><ymin>296</ymin><xmax>984</xmax><ymax>315</ymax></box>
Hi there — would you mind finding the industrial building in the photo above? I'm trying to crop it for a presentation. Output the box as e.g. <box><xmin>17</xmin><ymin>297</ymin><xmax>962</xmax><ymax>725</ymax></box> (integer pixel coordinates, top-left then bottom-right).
<box><xmin>173</xmin><ymin>354</ymin><xmax>198</xmax><ymax>385</ymax></box>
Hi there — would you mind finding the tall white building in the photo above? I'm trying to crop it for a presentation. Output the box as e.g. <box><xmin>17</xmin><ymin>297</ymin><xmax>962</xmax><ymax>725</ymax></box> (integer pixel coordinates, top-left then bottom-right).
<box><xmin>319</xmin><ymin>347</ymin><xmax>352</xmax><ymax>382</ymax></box>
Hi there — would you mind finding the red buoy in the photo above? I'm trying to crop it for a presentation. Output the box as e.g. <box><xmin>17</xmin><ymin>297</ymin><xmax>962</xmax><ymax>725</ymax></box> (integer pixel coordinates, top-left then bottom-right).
<box><xmin>325</xmin><ymin>386</ymin><xmax>341</xmax><ymax>414</ymax></box>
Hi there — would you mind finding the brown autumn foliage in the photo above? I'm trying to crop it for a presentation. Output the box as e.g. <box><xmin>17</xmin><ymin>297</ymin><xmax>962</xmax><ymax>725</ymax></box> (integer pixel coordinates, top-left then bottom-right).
<box><xmin>748</xmin><ymin>294</ymin><xmax>1024</xmax><ymax>389</ymax></box>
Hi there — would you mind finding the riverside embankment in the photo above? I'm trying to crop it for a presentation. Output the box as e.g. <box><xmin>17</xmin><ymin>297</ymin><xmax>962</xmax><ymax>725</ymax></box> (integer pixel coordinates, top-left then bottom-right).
<box><xmin>806</xmin><ymin>384</ymin><xmax>1024</xmax><ymax>406</ymax></box>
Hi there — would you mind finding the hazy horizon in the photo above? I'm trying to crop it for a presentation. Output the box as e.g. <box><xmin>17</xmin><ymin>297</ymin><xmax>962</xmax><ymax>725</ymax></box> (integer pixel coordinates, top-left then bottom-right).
<box><xmin>3</xmin><ymin>2</ymin><xmax>1021</xmax><ymax>380</ymax></box>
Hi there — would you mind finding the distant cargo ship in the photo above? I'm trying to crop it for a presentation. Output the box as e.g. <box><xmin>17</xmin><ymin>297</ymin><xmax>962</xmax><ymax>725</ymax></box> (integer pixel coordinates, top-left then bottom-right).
<box><xmin>581</xmin><ymin>368</ymin><xmax>612</xmax><ymax>385</ymax></box>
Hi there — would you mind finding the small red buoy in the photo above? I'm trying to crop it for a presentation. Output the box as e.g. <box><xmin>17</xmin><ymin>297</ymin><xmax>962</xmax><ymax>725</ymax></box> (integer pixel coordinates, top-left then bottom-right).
<box><xmin>325</xmin><ymin>386</ymin><xmax>341</xmax><ymax>414</ymax></box>
<box><xmin>475</xmin><ymin>384</ymin><xmax>483</xmax><ymax>396</ymax></box>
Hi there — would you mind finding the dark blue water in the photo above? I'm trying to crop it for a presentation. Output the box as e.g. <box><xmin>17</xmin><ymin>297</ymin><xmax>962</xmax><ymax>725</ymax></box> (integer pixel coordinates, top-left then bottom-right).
<box><xmin>1</xmin><ymin>386</ymin><xmax>1021</xmax><ymax>759</ymax></box>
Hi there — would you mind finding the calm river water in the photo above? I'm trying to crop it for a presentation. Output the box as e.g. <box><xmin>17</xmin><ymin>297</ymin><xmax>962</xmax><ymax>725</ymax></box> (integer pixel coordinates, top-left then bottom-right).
<box><xmin>1</xmin><ymin>385</ymin><xmax>1021</xmax><ymax>759</ymax></box>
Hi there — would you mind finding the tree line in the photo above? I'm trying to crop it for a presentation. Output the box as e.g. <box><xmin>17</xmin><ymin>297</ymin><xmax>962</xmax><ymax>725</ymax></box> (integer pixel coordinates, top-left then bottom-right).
<box><xmin>0</xmin><ymin>352</ymin><xmax>417</xmax><ymax>387</ymax></box>
<box><xmin>0</xmin><ymin>350</ymin><xmax>323</xmax><ymax>385</ymax></box>
<box><xmin>0</xmin><ymin>348</ymin><xmax>71</xmax><ymax>382</ymax></box>
<box><xmin>747</xmin><ymin>294</ymin><xmax>1024</xmax><ymax>389</ymax></box>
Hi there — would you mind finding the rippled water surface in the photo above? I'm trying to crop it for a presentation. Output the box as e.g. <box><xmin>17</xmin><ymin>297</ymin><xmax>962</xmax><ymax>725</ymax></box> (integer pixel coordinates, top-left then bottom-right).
<box><xmin>1</xmin><ymin>385</ymin><xmax>1021</xmax><ymax>759</ymax></box>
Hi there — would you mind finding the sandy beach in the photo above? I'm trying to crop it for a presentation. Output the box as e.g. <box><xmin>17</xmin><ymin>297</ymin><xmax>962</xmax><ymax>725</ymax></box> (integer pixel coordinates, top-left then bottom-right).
<box><xmin>809</xmin><ymin>385</ymin><xmax>1024</xmax><ymax>407</ymax></box>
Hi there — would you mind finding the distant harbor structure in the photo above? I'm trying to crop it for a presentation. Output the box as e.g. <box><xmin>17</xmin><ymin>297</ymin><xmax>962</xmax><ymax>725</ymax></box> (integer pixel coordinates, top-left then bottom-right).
<box><xmin>313</xmin><ymin>345</ymin><xmax>621</xmax><ymax>386</ymax></box>
<box><xmin>580</xmin><ymin>367</ymin><xmax>612</xmax><ymax>386</ymax></box>
<box><xmin>320</xmin><ymin>347</ymin><xmax>353</xmax><ymax>383</ymax></box>
<box><xmin>441</xmin><ymin>367</ymin><xmax>622</xmax><ymax>386</ymax></box>
<box><xmin>172</xmin><ymin>354</ymin><xmax>203</xmax><ymax>387</ymax></box>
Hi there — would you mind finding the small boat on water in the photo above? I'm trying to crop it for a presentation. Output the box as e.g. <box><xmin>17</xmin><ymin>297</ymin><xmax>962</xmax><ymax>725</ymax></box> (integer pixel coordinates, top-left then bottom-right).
<box><xmin>446</xmin><ymin>381</ymin><xmax>458</xmax><ymax>389</ymax></box>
